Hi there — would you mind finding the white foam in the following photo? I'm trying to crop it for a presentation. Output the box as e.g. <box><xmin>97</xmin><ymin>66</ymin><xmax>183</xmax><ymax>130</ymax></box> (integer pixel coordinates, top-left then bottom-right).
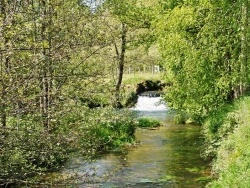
<box><xmin>132</xmin><ymin>96</ymin><xmax>169</xmax><ymax>111</ymax></box>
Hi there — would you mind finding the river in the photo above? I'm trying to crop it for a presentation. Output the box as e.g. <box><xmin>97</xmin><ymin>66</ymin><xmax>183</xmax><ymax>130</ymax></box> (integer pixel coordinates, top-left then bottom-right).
<box><xmin>51</xmin><ymin>95</ymin><xmax>211</xmax><ymax>187</ymax></box>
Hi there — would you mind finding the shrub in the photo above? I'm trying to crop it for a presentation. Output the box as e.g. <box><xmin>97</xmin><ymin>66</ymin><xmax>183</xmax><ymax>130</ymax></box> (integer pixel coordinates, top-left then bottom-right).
<box><xmin>0</xmin><ymin>108</ymin><xmax>137</xmax><ymax>186</ymax></box>
<box><xmin>0</xmin><ymin>124</ymin><xmax>73</xmax><ymax>187</ymax></box>
<box><xmin>205</xmin><ymin>97</ymin><xmax>250</xmax><ymax>187</ymax></box>
<box><xmin>137</xmin><ymin>117</ymin><xmax>161</xmax><ymax>128</ymax></box>
<box><xmin>202</xmin><ymin>104</ymin><xmax>234</xmax><ymax>157</ymax></box>
<box><xmin>173</xmin><ymin>112</ymin><xmax>186</xmax><ymax>124</ymax></box>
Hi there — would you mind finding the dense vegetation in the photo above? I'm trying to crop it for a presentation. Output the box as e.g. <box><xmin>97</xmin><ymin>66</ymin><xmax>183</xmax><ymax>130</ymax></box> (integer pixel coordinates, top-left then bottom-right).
<box><xmin>137</xmin><ymin>117</ymin><xmax>161</xmax><ymax>128</ymax></box>
<box><xmin>154</xmin><ymin>0</ymin><xmax>250</xmax><ymax>187</ymax></box>
<box><xmin>156</xmin><ymin>0</ymin><xmax>249</xmax><ymax>120</ymax></box>
<box><xmin>203</xmin><ymin>96</ymin><xmax>250</xmax><ymax>187</ymax></box>
<box><xmin>1</xmin><ymin>0</ymin><xmax>250</xmax><ymax>187</ymax></box>
<box><xmin>0</xmin><ymin>0</ymin><xmax>156</xmax><ymax>186</ymax></box>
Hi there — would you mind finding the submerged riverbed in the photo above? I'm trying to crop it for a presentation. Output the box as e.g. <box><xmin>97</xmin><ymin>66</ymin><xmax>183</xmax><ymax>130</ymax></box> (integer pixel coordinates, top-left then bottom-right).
<box><xmin>54</xmin><ymin>116</ymin><xmax>211</xmax><ymax>187</ymax></box>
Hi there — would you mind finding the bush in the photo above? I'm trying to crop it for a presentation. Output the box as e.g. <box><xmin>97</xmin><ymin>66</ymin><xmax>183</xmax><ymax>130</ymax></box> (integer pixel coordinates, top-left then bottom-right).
<box><xmin>173</xmin><ymin>112</ymin><xmax>186</xmax><ymax>124</ymax></box>
<box><xmin>0</xmin><ymin>108</ymin><xmax>137</xmax><ymax>186</ymax></box>
<box><xmin>72</xmin><ymin>108</ymin><xmax>137</xmax><ymax>154</ymax></box>
<box><xmin>208</xmin><ymin>123</ymin><xmax>250</xmax><ymax>188</ymax></box>
<box><xmin>0</xmin><ymin>124</ymin><xmax>73</xmax><ymax>187</ymax></box>
<box><xmin>137</xmin><ymin>117</ymin><xmax>161</xmax><ymax>128</ymax></box>
<box><xmin>202</xmin><ymin>104</ymin><xmax>234</xmax><ymax>157</ymax></box>
<box><xmin>204</xmin><ymin>97</ymin><xmax>250</xmax><ymax>187</ymax></box>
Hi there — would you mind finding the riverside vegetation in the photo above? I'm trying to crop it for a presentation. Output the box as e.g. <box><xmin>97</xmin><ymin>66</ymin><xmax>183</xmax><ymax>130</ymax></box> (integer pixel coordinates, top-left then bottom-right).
<box><xmin>0</xmin><ymin>106</ymin><xmax>162</xmax><ymax>187</ymax></box>
<box><xmin>0</xmin><ymin>0</ymin><xmax>160</xmax><ymax>186</ymax></box>
<box><xmin>203</xmin><ymin>96</ymin><xmax>250</xmax><ymax>188</ymax></box>
<box><xmin>155</xmin><ymin>1</ymin><xmax>250</xmax><ymax>187</ymax></box>
<box><xmin>1</xmin><ymin>0</ymin><xmax>250</xmax><ymax>187</ymax></box>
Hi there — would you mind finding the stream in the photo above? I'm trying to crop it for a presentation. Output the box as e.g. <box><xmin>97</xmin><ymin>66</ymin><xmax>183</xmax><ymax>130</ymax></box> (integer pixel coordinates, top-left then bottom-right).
<box><xmin>54</xmin><ymin>94</ymin><xmax>211</xmax><ymax>187</ymax></box>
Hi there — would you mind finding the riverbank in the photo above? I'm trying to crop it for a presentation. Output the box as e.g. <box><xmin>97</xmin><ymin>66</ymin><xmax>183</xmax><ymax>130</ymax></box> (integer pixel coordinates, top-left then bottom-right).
<box><xmin>0</xmin><ymin>106</ymin><xmax>165</xmax><ymax>187</ymax></box>
<box><xmin>203</xmin><ymin>96</ymin><xmax>250</xmax><ymax>187</ymax></box>
<box><xmin>0</xmin><ymin>108</ymin><xmax>138</xmax><ymax>187</ymax></box>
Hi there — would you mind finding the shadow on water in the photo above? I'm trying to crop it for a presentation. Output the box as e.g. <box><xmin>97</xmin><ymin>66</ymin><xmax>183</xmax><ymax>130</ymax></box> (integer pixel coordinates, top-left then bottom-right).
<box><xmin>59</xmin><ymin>109</ymin><xmax>211</xmax><ymax>188</ymax></box>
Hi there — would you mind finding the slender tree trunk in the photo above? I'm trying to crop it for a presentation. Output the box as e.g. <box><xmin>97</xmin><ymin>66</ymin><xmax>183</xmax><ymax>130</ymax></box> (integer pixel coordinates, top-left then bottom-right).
<box><xmin>114</xmin><ymin>23</ymin><xmax>127</xmax><ymax>108</ymax></box>
<box><xmin>40</xmin><ymin>0</ymin><xmax>50</xmax><ymax>129</ymax></box>
<box><xmin>0</xmin><ymin>0</ymin><xmax>8</xmax><ymax>128</ymax></box>
<box><xmin>0</xmin><ymin>56</ymin><xmax>7</xmax><ymax>128</ymax></box>
<box><xmin>233</xmin><ymin>2</ymin><xmax>249</xmax><ymax>99</ymax></box>
<box><xmin>239</xmin><ymin>1</ymin><xmax>248</xmax><ymax>96</ymax></box>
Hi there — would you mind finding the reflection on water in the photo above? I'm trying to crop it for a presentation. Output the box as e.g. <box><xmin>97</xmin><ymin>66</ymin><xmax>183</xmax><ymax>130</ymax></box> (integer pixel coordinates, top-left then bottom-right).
<box><xmin>61</xmin><ymin>112</ymin><xmax>211</xmax><ymax>188</ymax></box>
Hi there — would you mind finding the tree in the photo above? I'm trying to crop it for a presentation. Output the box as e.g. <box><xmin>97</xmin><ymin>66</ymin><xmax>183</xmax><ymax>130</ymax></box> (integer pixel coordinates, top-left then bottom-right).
<box><xmin>100</xmin><ymin>0</ymin><xmax>155</xmax><ymax>107</ymax></box>
<box><xmin>0</xmin><ymin>0</ymin><xmax>8</xmax><ymax>128</ymax></box>
<box><xmin>238</xmin><ymin>1</ymin><xmax>249</xmax><ymax>97</ymax></box>
<box><xmin>155</xmin><ymin>0</ymin><xmax>250</xmax><ymax>119</ymax></box>
<box><xmin>0</xmin><ymin>0</ymin><xmax>116</xmax><ymax>185</ymax></box>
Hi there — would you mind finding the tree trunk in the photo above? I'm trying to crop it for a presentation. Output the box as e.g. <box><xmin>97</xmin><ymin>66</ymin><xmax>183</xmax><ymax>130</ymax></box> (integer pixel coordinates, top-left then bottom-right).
<box><xmin>114</xmin><ymin>23</ymin><xmax>127</xmax><ymax>108</ymax></box>
<box><xmin>40</xmin><ymin>0</ymin><xmax>51</xmax><ymax>129</ymax></box>
<box><xmin>239</xmin><ymin>1</ymin><xmax>249</xmax><ymax>96</ymax></box>
<box><xmin>232</xmin><ymin>2</ymin><xmax>249</xmax><ymax>99</ymax></box>
<box><xmin>0</xmin><ymin>0</ymin><xmax>8</xmax><ymax>128</ymax></box>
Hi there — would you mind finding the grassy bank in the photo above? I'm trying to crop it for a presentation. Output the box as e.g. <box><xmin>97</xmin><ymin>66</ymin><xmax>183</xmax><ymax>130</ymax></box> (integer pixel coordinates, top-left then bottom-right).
<box><xmin>203</xmin><ymin>96</ymin><xmax>250</xmax><ymax>187</ymax></box>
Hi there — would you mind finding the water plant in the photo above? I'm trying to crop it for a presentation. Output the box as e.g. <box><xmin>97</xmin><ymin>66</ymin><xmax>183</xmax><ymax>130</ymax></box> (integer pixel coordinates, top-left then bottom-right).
<box><xmin>137</xmin><ymin>117</ymin><xmax>161</xmax><ymax>128</ymax></box>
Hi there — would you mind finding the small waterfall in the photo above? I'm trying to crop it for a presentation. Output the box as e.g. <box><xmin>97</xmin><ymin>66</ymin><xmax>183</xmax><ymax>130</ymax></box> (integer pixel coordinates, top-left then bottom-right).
<box><xmin>132</xmin><ymin>94</ymin><xmax>169</xmax><ymax>111</ymax></box>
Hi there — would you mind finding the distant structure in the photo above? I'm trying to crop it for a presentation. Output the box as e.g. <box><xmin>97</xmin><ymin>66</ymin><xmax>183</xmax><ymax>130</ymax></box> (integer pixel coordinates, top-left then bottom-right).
<box><xmin>83</xmin><ymin>0</ymin><xmax>104</xmax><ymax>12</ymax></box>
<box><xmin>117</xmin><ymin>65</ymin><xmax>161</xmax><ymax>75</ymax></box>
<box><xmin>111</xmin><ymin>65</ymin><xmax>161</xmax><ymax>76</ymax></box>
<box><xmin>153</xmin><ymin>65</ymin><xmax>160</xmax><ymax>74</ymax></box>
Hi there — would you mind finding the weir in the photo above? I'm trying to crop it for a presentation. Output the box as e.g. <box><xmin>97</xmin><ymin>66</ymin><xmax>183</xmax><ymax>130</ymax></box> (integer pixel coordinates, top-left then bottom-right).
<box><xmin>132</xmin><ymin>91</ymin><xmax>168</xmax><ymax>111</ymax></box>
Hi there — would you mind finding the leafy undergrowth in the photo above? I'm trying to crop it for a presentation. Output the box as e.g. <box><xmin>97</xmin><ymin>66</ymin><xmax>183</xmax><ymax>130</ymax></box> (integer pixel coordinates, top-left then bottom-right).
<box><xmin>0</xmin><ymin>108</ymin><xmax>137</xmax><ymax>187</ymax></box>
<box><xmin>203</xmin><ymin>96</ymin><xmax>250</xmax><ymax>187</ymax></box>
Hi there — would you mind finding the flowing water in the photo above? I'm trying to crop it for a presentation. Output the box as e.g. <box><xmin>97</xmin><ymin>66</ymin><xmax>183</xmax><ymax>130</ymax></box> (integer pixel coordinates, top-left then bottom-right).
<box><xmin>132</xmin><ymin>96</ymin><xmax>168</xmax><ymax>111</ymax></box>
<box><xmin>56</xmin><ymin>95</ymin><xmax>211</xmax><ymax>187</ymax></box>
